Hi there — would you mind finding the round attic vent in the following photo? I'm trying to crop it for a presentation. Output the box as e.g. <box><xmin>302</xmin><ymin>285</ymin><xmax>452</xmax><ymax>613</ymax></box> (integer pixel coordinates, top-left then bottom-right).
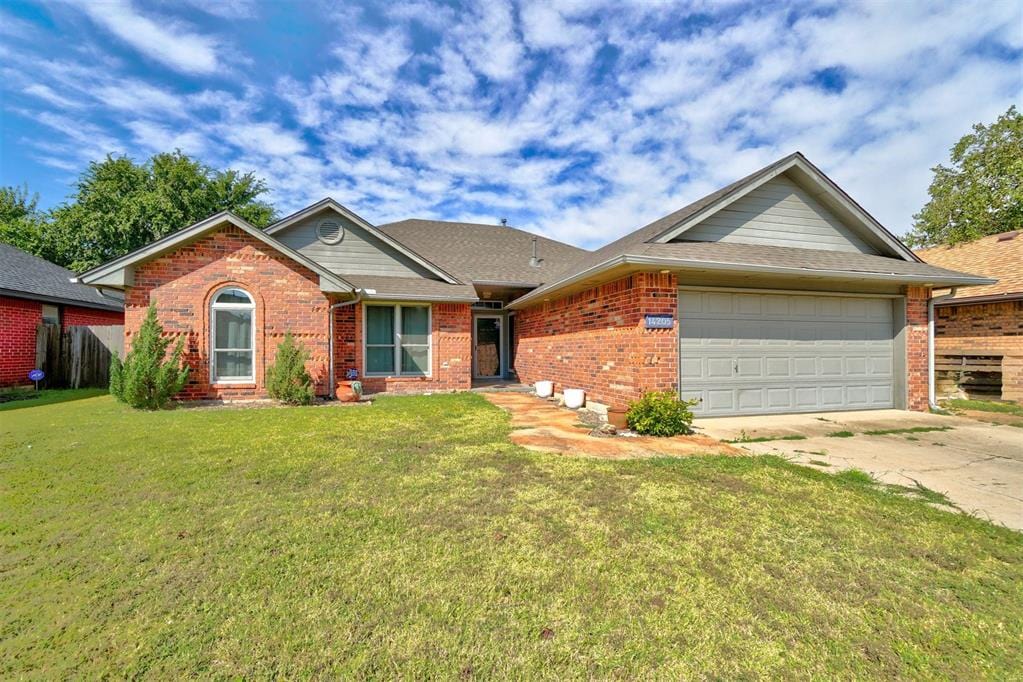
<box><xmin>317</xmin><ymin>218</ymin><xmax>344</xmax><ymax>245</ymax></box>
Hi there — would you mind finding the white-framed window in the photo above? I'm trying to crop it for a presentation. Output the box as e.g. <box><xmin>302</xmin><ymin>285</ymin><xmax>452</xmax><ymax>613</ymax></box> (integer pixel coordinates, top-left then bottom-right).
<box><xmin>210</xmin><ymin>287</ymin><xmax>255</xmax><ymax>383</ymax></box>
<box><xmin>364</xmin><ymin>303</ymin><xmax>431</xmax><ymax>377</ymax></box>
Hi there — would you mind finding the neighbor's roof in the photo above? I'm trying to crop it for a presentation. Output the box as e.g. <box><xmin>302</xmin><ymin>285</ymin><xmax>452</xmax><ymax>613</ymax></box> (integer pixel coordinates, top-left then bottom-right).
<box><xmin>0</xmin><ymin>243</ymin><xmax>123</xmax><ymax>311</ymax></box>
<box><xmin>378</xmin><ymin>219</ymin><xmax>589</xmax><ymax>287</ymax></box>
<box><xmin>509</xmin><ymin>152</ymin><xmax>992</xmax><ymax>308</ymax></box>
<box><xmin>915</xmin><ymin>231</ymin><xmax>1023</xmax><ymax>303</ymax></box>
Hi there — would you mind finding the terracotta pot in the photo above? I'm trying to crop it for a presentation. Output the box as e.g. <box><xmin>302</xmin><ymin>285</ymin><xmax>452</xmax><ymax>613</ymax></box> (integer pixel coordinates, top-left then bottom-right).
<box><xmin>607</xmin><ymin>408</ymin><xmax>629</xmax><ymax>430</ymax></box>
<box><xmin>335</xmin><ymin>381</ymin><xmax>362</xmax><ymax>402</ymax></box>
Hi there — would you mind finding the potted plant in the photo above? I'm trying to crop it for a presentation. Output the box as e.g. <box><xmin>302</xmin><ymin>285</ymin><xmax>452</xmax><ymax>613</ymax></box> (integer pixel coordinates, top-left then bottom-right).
<box><xmin>336</xmin><ymin>368</ymin><xmax>363</xmax><ymax>402</ymax></box>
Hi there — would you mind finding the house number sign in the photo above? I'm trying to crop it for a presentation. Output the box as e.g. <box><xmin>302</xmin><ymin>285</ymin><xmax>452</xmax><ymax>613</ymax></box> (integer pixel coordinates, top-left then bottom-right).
<box><xmin>644</xmin><ymin>314</ymin><xmax>674</xmax><ymax>329</ymax></box>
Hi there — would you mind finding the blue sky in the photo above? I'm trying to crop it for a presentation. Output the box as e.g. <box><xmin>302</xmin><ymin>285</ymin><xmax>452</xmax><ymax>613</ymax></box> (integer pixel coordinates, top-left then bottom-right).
<box><xmin>1</xmin><ymin>0</ymin><xmax>1020</xmax><ymax>249</ymax></box>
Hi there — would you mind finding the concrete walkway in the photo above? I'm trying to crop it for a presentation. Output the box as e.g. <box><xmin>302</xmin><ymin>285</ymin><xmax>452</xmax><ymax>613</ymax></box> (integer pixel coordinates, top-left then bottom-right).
<box><xmin>483</xmin><ymin>392</ymin><xmax>738</xmax><ymax>459</ymax></box>
<box><xmin>696</xmin><ymin>410</ymin><xmax>1023</xmax><ymax>531</ymax></box>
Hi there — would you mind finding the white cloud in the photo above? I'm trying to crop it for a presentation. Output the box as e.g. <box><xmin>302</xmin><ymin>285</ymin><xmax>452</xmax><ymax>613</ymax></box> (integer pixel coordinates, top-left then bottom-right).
<box><xmin>6</xmin><ymin>0</ymin><xmax>1021</xmax><ymax>250</ymax></box>
<box><xmin>221</xmin><ymin>122</ymin><xmax>307</xmax><ymax>156</ymax></box>
<box><xmin>23</xmin><ymin>83</ymin><xmax>80</xmax><ymax>109</ymax></box>
<box><xmin>126</xmin><ymin>120</ymin><xmax>208</xmax><ymax>156</ymax></box>
<box><xmin>75</xmin><ymin>0</ymin><xmax>222</xmax><ymax>74</ymax></box>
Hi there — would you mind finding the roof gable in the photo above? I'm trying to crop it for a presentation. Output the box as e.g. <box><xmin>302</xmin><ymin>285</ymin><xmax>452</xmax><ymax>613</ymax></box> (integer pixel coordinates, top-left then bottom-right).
<box><xmin>653</xmin><ymin>154</ymin><xmax>917</xmax><ymax>261</ymax></box>
<box><xmin>265</xmin><ymin>199</ymin><xmax>459</xmax><ymax>284</ymax></box>
<box><xmin>676</xmin><ymin>174</ymin><xmax>879</xmax><ymax>254</ymax></box>
<box><xmin>271</xmin><ymin>207</ymin><xmax>441</xmax><ymax>280</ymax></box>
<box><xmin>75</xmin><ymin>212</ymin><xmax>353</xmax><ymax>294</ymax></box>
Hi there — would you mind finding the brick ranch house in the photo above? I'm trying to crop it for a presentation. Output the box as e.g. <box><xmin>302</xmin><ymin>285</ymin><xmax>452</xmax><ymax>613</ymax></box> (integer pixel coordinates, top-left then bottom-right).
<box><xmin>1</xmin><ymin>243</ymin><xmax>124</xmax><ymax>388</ymax></box>
<box><xmin>916</xmin><ymin>230</ymin><xmax>1022</xmax><ymax>402</ymax></box>
<box><xmin>74</xmin><ymin>153</ymin><xmax>993</xmax><ymax>416</ymax></box>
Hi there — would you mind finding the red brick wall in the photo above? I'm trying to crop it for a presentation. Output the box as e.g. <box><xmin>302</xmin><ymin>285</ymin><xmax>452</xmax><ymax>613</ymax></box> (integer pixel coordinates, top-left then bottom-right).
<box><xmin>125</xmin><ymin>225</ymin><xmax>331</xmax><ymax>400</ymax></box>
<box><xmin>514</xmin><ymin>273</ymin><xmax>678</xmax><ymax>409</ymax></box>
<box><xmin>905</xmin><ymin>286</ymin><xmax>931</xmax><ymax>411</ymax></box>
<box><xmin>934</xmin><ymin>299</ymin><xmax>1023</xmax><ymax>401</ymax></box>
<box><xmin>934</xmin><ymin>300</ymin><xmax>1023</xmax><ymax>356</ymax></box>
<box><xmin>62</xmin><ymin>306</ymin><xmax>124</xmax><ymax>329</ymax></box>
<box><xmin>332</xmin><ymin>302</ymin><xmax>472</xmax><ymax>394</ymax></box>
<box><xmin>0</xmin><ymin>296</ymin><xmax>41</xmax><ymax>388</ymax></box>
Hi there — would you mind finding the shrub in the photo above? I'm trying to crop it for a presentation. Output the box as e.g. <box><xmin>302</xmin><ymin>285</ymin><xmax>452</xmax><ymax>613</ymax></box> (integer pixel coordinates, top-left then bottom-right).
<box><xmin>266</xmin><ymin>332</ymin><xmax>315</xmax><ymax>405</ymax></box>
<box><xmin>113</xmin><ymin>302</ymin><xmax>189</xmax><ymax>409</ymax></box>
<box><xmin>626</xmin><ymin>391</ymin><xmax>697</xmax><ymax>437</ymax></box>
<box><xmin>108</xmin><ymin>352</ymin><xmax>123</xmax><ymax>398</ymax></box>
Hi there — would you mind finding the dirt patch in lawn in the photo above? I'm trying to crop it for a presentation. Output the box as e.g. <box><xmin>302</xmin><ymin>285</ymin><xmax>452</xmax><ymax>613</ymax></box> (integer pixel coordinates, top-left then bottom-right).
<box><xmin>483</xmin><ymin>392</ymin><xmax>738</xmax><ymax>459</ymax></box>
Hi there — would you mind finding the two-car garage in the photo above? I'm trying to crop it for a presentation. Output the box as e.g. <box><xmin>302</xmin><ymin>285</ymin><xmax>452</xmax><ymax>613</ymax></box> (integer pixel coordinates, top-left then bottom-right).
<box><xmin>678</xmin><ymin>288</ymin><xmax>902</xmax><ymax>417</ymax></box>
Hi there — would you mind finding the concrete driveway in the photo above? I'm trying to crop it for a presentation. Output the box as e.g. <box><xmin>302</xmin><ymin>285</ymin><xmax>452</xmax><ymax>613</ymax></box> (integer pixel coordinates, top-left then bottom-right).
<box><xmin>695</xmin><ymin>410</ymin><xmax>1023</xmax><ymax>531</ymax></box>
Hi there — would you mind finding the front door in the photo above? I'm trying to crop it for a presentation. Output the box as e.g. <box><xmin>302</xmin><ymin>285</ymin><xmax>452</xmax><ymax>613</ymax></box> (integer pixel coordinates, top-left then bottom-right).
<box><xmin>473</xmin><ymin>315</ymin><xmax>502</xmax><ymax>378</ymax></box>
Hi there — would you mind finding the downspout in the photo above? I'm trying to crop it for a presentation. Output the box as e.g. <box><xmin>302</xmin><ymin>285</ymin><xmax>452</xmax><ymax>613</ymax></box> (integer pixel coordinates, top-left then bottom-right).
<box><xmin>928</xmin><ymin>287</ymin><xmax>957</xmax><ymax>410</ymax></box>
<box><xmin>328</xmin><ymin>290</ymin><xmax>363</xmax><ymax>399</ymax></box>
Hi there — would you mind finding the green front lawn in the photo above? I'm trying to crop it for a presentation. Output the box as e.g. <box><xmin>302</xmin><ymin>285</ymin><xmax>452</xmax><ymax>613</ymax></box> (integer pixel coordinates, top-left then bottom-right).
<box><xmin>2</xmin><ymin>394</ymin><xmax>1021</xmax><ymax>677</ymax></box>
<box><xmin>944</xmin><ymin>398</ymin><xmax>1023</xmax><ymax>416</ymax></box>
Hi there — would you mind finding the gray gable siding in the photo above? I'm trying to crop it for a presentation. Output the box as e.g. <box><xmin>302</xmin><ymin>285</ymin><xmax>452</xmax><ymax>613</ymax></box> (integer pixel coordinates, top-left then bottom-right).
<box><xmin>273</xmin><ymin>209</ymin><xmax>440</xmax><ymax>279</ymax></box>
<box><xmin>675</xmin><ymin>175</ymin><xmax>878</xmax><ymax>254</ymax></box>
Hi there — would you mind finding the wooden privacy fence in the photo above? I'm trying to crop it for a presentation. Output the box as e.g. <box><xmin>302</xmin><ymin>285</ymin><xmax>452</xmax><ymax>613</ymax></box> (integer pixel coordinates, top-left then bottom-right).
<box><xmin>934</xmin><ymin>353</ymin><xmax>1002</xmax><ymax>399</ymax></box>
<box><xmin>35</xmin><ymin>324</ymin><xmax>124</xmax><ymax>389</ymax></box>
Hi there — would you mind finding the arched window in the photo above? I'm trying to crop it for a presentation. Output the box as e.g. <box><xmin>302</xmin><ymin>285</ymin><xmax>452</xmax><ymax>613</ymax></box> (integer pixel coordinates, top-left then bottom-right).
<box><xmin>211</xmin><ymin>287</ymin><xmax>254</xmax><ymax>382</ymax></box>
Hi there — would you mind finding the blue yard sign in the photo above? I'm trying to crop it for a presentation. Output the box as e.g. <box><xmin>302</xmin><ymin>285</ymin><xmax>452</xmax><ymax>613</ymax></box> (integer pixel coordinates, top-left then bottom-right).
<box><xmin>28</xmin><ymin>368</ymin><xmax>44</xmax><ymax>390</ymax></box>
<box><xmin>644</xmin><ymin>314</ymin><xmax>674</xmax><ymax>329</ymax></box>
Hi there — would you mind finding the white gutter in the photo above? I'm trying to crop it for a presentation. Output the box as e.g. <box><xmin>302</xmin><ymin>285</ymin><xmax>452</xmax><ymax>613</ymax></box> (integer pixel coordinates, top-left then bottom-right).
<box><xmin>928</xmin><ymin>288</ymin><xmax>957</xmax><ymax>410</ymax></box>
<box><xmin>328</xmin><ymin>291</ymin><xmax>363</xmax><ymax>398</ymax></box>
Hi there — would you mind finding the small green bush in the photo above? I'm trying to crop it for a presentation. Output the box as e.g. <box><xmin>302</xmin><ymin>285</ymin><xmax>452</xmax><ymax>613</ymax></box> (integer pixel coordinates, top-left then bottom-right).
<box><xmin>111</xmin><ymin>302</ymin><xmax>189</xmax><ymax>410</ymax></box>
<box><xmin>626</xmin><ymin>391</ymin><xmax>697</xmax><ymax>436</ymax></box>
<box><xmin>266</xmin><ymin>332</ymin><xmax>315</xmax><ymax>405</ymax></box>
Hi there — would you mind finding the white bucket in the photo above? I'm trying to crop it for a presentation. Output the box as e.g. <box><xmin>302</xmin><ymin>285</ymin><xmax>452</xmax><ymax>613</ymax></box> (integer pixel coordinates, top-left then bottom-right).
<box><xmin>564</xmin><ymin>388</ymin><xmax>586</xmax><ymax>409</ymax></box>
<box><xmin>535</xmin><ymin>380</ymin><xmax>554</xmax><ymax>398</ymax></box>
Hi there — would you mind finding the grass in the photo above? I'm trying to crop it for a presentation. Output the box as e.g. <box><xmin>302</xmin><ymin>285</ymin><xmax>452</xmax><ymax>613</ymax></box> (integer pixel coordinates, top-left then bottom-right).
<box><xmin>944</xmin><ymin>398</ymin><xmax>1023</xmax><ymax>416</ymax></box>
<box><xmin>826</xmin><ymin>430</ymin><xmax>856</xmax><ymax>438</ymax></box>
<box><xmin>0</xmin><ymin>387</ymin><xmax>107</xmax><ymax>412</ymax></box>
<box><xmin>2</xmin><ymin>393</ymin><xmax>1022</xmax><ymax>678</ymax></box>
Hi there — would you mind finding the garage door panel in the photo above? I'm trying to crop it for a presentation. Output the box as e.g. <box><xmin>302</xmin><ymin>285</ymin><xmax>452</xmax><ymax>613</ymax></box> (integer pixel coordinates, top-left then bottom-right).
<box><xmin>680</xmin><ymin>290</ymin><xmax>897</xmax><ymax>416</ymax></box>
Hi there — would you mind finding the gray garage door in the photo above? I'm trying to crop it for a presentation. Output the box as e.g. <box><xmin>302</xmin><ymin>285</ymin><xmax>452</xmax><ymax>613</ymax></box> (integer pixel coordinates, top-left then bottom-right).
<box><xmin>679</xmin><ymin>290</ymin><xmax>896</xmax><ymax>416</ymax></box>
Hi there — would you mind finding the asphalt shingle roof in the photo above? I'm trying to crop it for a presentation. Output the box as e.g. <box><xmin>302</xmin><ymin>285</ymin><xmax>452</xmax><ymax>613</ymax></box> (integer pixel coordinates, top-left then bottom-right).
<box><xmin>340</xmin><ymin>275</ymin><xmax>478</xmax><ymax>301</ymax></box>
<box><xmin>0</xmin><ymin>243</ymin><xmax>123</xmax><ymax>311</ymax></box>
<box><xmin>641</xmin><ymin>241</ymin><xmax>991</xmax><ymax>280</ymax></box>
<box><xmin>915</xmin><ymin>231</ymin><xmax>1023</xmax><ymax>301</ymax></box>
<box><xmin>378</xmin><ymin>219</ymin><xmax>589</xmax><ymax>287</ymax></box>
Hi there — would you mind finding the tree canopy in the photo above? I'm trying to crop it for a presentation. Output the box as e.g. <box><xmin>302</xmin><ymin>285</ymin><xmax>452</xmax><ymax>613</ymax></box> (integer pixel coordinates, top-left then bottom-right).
<box><xmin>906</xmin><ymin>106</ymin><xmax>1023</xmax><ymax>247</ymax></box>
<box><xmin>0</xmin><ymin>151</ymin><xmax>276</xmax><ymax>272</ymax></box>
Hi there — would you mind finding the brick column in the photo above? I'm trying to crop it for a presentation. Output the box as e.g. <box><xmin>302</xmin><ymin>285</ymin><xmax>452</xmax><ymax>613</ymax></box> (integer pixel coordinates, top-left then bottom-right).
<box><xmin>905</xmin><ymin>286</ymin><xmax>931</xmax><ymax>411</ymax></box>
<box><xmin>1002</xmin><ymin>356</ymin><xmax>1023</xmax><ymax>402</ymax></box>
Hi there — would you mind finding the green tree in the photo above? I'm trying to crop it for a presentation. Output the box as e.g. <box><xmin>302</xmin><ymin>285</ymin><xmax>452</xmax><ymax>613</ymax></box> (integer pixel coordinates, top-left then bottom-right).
<box><xmin>112</xmin><ymin>303</ymin><xmax>190</xmax><ymax>410</ymax></box>
<box><xmin>0</xmin><ymin>185</ymin><xmax>47</xmax><ymax>256</ymax></box>
<box><xmin>906</xmin><ymin>106</ymin><xmax>1023</xmax><ymax>247</ymax></box>
<box><xmin>0</xmin><ymin>151</ymin><xmax>276</xmax><ymax>271</ymax></box>
<box><xmin>266</xmin><ymin>332</ymin><xmax>315</xmax><ymax>405</ymax></box>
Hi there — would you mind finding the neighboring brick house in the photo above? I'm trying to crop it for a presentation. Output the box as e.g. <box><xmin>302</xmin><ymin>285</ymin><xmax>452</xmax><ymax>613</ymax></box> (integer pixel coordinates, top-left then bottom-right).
<box><xmin>0</xmin><ymin>243</ymin><xmax>124</xmax><ymax>388</ymax></box>
<box><xmin>76</xmin><ymin>152</ymin><xmax>991</xmax><ymax>415</ymax></box>
<box><xmin>916</xmin><ymin>231</ymin><xmax>1023</xmax><ymax>401</ymax></box>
